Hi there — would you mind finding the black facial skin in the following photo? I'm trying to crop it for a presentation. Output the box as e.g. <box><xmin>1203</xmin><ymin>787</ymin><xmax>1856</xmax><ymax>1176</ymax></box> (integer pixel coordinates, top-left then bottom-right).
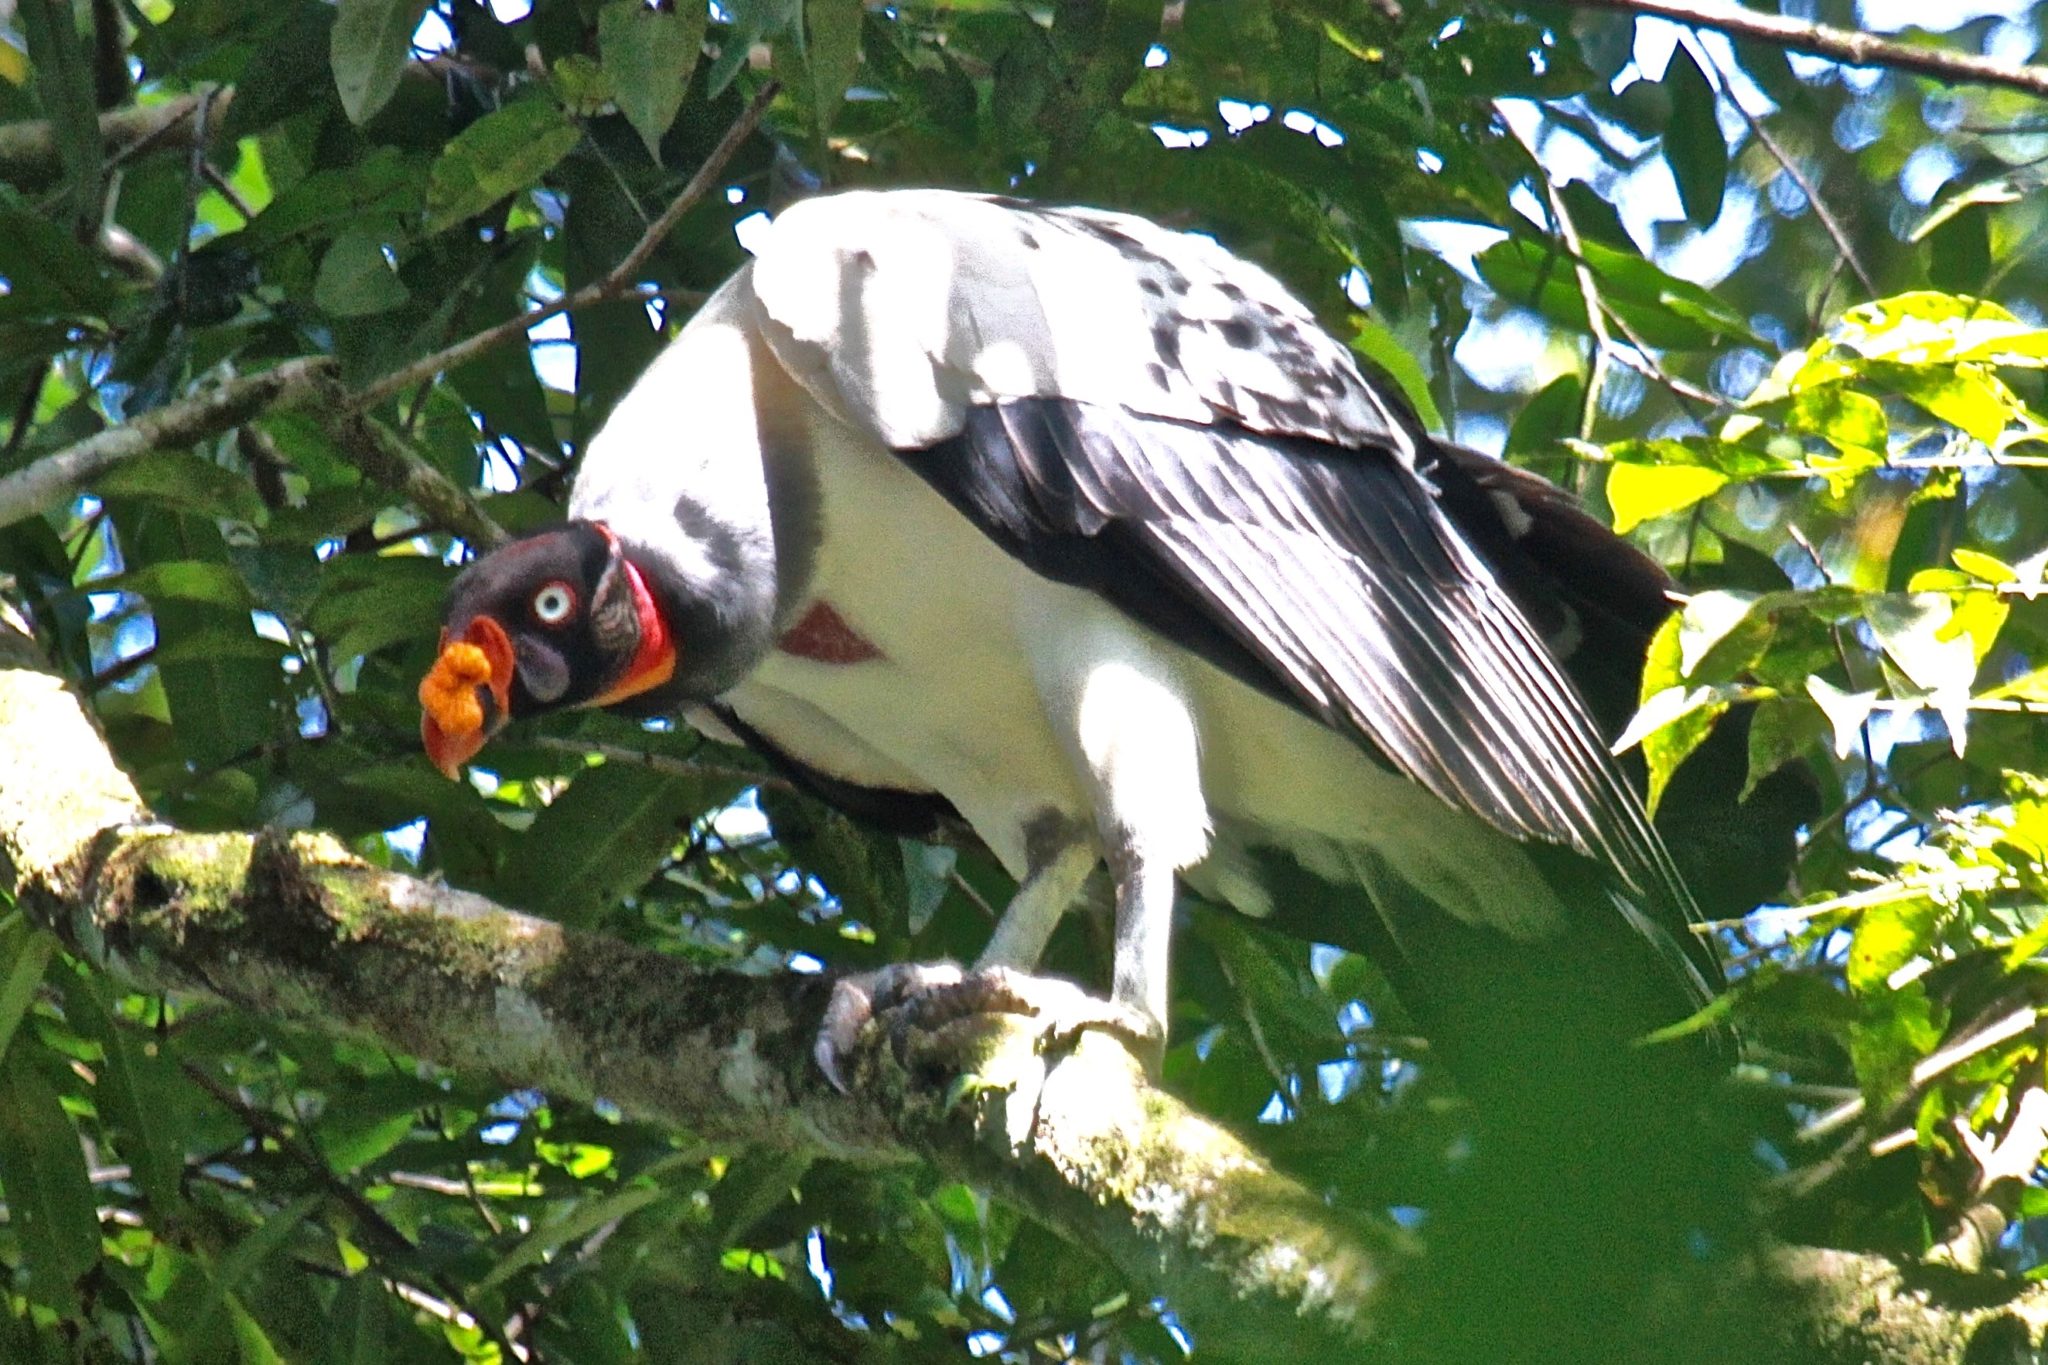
<box><xmin>440</xmin><ymin>520</ymin><xmax>645</xmax><ymax>721</ymax></box>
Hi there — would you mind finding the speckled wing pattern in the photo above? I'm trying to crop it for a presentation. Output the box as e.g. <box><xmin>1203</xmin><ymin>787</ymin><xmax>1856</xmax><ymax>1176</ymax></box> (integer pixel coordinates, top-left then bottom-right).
<box><xmin>745</xmin><ymin>189</ymin><xmax>1698</xmax><ymax>943</ymax></box>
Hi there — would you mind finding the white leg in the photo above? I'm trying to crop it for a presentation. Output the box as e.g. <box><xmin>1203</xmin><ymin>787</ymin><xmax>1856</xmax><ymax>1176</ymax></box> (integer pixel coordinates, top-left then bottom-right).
<box><xmin>976</xmin><ymin>837</ymin><xmax>1099</xmax><ymax>971</ymax></box>
<box><xmin>1107</xmin><ymin>836</ymin><xmax>1177</xmax><ymax>1037</ymax></box>
<box><xmin>1021</xmin><ymin>594</ymin><xmax>1211</xmax><ymax>1043</ymax></box>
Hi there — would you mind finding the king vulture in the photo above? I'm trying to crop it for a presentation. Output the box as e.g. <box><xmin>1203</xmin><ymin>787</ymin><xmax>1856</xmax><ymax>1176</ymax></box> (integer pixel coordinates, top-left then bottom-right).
<box><xmin>420</xmin><ymin>188</ymin><xmax>1752</xmax><ymax>1093</ymax></box>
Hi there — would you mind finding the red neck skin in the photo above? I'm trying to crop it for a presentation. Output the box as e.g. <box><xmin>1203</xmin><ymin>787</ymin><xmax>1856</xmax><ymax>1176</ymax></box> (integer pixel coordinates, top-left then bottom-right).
<box><xmin>587</xmin><ymin>530</ymin><xmax>677</xmax><ymax>707</ymax></box>
<box><xmin>618</xmin><ymin>553</ymin><xmax>675</xmax><ymax>689</ymax></box>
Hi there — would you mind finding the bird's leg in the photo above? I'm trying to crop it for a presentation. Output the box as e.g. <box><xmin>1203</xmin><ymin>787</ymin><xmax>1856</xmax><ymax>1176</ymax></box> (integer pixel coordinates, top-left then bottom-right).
<box><xmin>814</xmin><ymin>832</ymin><xmax>1154</xmax><ymax>1092</ymax></box>
<box><xmin>974</xmin><ymin>827</ymin><xmax>1096</xmax><ymax>971</ymax></box>
<box><xmin>1106</xmin><ymin>830</ymin><xmax>1174</xmax><ymax>1055</ymax></box>
<box><xmin>813</xmin><ymin>608</ymin><xmax>1205</xmax><ymax>1090</ymax></box>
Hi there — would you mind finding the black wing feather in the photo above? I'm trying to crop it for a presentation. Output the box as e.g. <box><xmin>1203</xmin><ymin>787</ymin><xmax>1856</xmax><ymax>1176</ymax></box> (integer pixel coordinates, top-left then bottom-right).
<box><xmin>911</xmin><ymin>398</ymin><xmax>1698</xmax><ymax>939</ymax></box>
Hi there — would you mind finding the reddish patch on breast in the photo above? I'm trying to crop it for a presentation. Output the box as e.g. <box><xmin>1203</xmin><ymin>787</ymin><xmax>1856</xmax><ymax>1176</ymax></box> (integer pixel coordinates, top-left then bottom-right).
<box><xmin>778</xmin><ymin>601</ymin><xmax>885</xmax><ymax>665</ymax></box>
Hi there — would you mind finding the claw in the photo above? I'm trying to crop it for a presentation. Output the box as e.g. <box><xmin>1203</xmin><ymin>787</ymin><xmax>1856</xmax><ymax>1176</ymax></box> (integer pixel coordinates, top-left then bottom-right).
<box><xmin>813</xmin><ymin>962</ymin><xmax>1163</xmax><ymax>1093</ymax></box>
<box><xmin>815</xmin><ymin>962</ymin><xmax>964</xmax><ymax>1092</ymax></box>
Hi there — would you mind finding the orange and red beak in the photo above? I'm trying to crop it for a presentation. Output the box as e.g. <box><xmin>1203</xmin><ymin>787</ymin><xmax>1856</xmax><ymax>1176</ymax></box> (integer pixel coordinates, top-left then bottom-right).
<box><xmin>419</xmin><ymin>615</ymin><xmax>516</xmax><ymax>779</ymax></box>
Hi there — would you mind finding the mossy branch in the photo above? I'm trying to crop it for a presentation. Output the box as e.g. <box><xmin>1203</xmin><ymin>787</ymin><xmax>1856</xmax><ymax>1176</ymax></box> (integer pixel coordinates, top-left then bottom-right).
<box><xmin>0</xmin><ymin>612</ymin><xmax>1389</xmax><ymax>1356</ymax></box>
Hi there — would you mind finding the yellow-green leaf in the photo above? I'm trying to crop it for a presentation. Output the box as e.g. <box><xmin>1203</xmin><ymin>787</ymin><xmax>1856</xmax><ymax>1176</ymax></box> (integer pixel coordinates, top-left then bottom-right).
<box><xmin>425</xmin><ymin>100</ymin><xmax>582</xmax><ymax>234</ymax></box>
<box><xmin>1847</xmin><ymin>897</ymin><xmax>1940</xmax><ymax>993</ymax></box>
<box><xmin>1606</xmin><ymin>461</ymin><xmax>1729</xmax><ymax>533</ymax></box>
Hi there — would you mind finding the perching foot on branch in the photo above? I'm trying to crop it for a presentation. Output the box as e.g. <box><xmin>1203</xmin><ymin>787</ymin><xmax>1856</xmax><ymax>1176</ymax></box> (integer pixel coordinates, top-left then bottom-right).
<box><xmin>814</xmin><ymin>962</ymin><xmax>1163</xmax><ymax>1093</ymax></box>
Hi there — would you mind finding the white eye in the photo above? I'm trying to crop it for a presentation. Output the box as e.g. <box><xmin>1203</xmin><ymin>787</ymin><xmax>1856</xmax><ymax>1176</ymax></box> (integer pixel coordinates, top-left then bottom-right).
<box><xmin>532</xmin><ymin>582</ymin><xmax>575</xmax><ymax>625</ymax></box>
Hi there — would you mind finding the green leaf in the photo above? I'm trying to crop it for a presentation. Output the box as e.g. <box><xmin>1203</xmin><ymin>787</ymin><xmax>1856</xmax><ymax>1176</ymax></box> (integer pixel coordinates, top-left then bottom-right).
<box><xmin>106</xmin><ymin>560</ymin><xmax>255</xmax><ymax>609</ymax></box>
<box><xmin>310</xmin><ymin>555</ymin><xmax>451</xmax><ymax>663</ymax></box>
<box><xmin>309</xmin><ymin>1078</ymin><xmax>424</xmax><ymax>1173</ymax></box>
<box><xmin>1742</xmin><ymin>695</ymin><xmax>1824</xmax><ymax>801</ymax></box>
<box><xmin>69</xmin><ymin>983</ymin><xmax>184</xmax><ymax>1211</ymax></box>
<box><xmin>1922</xmin><ymin>187</ymin><xmax>1992</xmax><ymax>296</ymax></box>
<box><xmin>476</xmin><ymin>1181</ymin><xmax>667</xmax><ymax>1293</ymax></box>
<box><xmin>1613</xmin><ymin>684</ymin><xmax>1727</xmax><ymax>816</ymax></box>
<box><xmin>1788</xmin><ymin>384</ymin><xmax>1887</xmax><ymax>460</ymax></box>
<box><xmin>189</xmin><ymin>1193</ymin><xmax>321</xmax><ymax>1350</ymax></box>
<box><xmin>331</xmin><ymin>0</ymin><xmax>434</xmax><ymax>124</ymax></box>
<box><xmin>1953</xmin><ymin>548</ymin><xmax>2016</xmax><ymax>583</ymax></box>
<box><xmin>1871</xmin><ymin>361</ymin><xmax>2023</xmax><ymax>446</ymax></box>
<box><xmin>314</xmin><ymin>230</ymin><xmax>412</xmax><ymax>317</ymax></box>
<box><xmin>901</xmin><ymin>840</ymin><xmax>956</xmax><ymax>935</ymax></box>
<box><xmin>425</xmin><ymin>100</ymin><xmax>584</xmax><ymax>235</ymax></box>
<box><xmin>1676</xmin><ymin>589</ymin><xmax>1770</xmax><ymax>680</ymax></box>
<box><xmin>321</xmin><ymin>1274</ymin><xmax>393</xmax><ymax>1365</ymax></box>
<box><xmin>805</xmin><ymin>0</ymin><xmax>864</xmax><ymax>135</ymax></box>
<box><xmin>1505</xmin><ymin>373</ymin><xmax>1582</xmax><ymax>456</ymax></box>
<box><xmin>1662</xmin><ymin>43</ymin><xmax>1727</xmax><ymax>227</ymax></box>
<box><xmin>1835</xmin><ymin>292</ymin><xmax>2022</xmax><ymax>364</ymax></box>
<box><xmin>1806</xmin><ymin>675</ymin><xmax>1879</xmax><ymax>759</ymax></box>
<box><xmin>600</xmin><ymin>0</ymin><xmax>706</xmax><ymax>159</ymax></box>
<box><xmin>0</xmin><ymin>912</ymin><xmax>56</xmax><ymax>1064</ymax></box>
<box><xmin>1605</xmin><ymin>460</ymin><xmax>1728</xmax><ymax>533</ymax></box>
<box><xmin>247</xmin><ymin>148</ymin><xmax>427</xmax><ymax>247</ymax></box>
<box><xmin>125</xmin><ymin>515</ymin><xmax>280</xmax><ymax>772</ymax></box>
<box><xmin>1476</xmin><ymin>235</ymin><xmax>1757</xmax><ymax>350</ymax></box>
<box><xmin>1863</xmin><ymin>592</ymin><xmax>1980</xmax><ymax>696</ymax></box>
<box><xmin>1847</xmin><ymin>897</ymin><xmax>1940</xmax><ymax>993</ymax></box>
<box><xmin>0</xmin><ymin>1050</ymin><xmax>100</xmax><ymax>1308</ymax></box>
<box><xmin>0</xmin><ymin>194</ymin><xmax>115</xmax><ymax>320</ymax></box>
<box><xmin>93</xmin><ymin>452</ymin><xmax>271</xmax><ymax>525</ymax></box>
<box><xmin>496</xmin><ymin>764</ymin><xmax>697</xmax><ymax>925</ymax></box>
<box><xmin>18</xmin><ymin>0</ymin><xmax>105</xmax><ymax>233</ymax></box>
<box><xmin>1349</xmin><ymin>318</ymin><xmax>1444</xmax><ymax>432</ymax></box>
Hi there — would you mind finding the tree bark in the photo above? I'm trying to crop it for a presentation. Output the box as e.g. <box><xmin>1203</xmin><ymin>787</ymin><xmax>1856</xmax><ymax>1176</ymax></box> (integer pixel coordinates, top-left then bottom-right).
<box><xmin>0</xmin><ymin>611</ymin><xmax>1391</xmax><ymax>1358</ymax></box>
<box><xmin>1555</xmin><ymin>0</ymin><xmax>2048</xmax><ymax>99</ymax></box>
<box><xmin>6</xmin><ymin>612</ymin><xmax>2048</xmax><ymax>1361</ymax></box>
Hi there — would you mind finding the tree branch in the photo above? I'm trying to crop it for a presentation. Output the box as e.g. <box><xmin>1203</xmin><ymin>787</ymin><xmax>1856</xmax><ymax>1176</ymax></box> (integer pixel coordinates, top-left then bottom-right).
<box><xmin>7</xmin><ymin>579</ymin><xmax>2048</xmax><ymax>1359</ymax></box>
<box><xmin>0</xmin><ymin>84</ymin><xmax>778</xmax><ymax>541</ymax></box>
<box><xmin>0</xmin><ymin>86</ymin><xmax>236</xmax><ymax>189</ymax></box>
<box><xmin>0</xmin><ymin>357</ymin><xmax>335</xmax><ymax>531</ymax></box>
<box><xmin>348</xmin><ymin>80</ymin><xmax>780</xmax><ymax>414</ymax></box>
<box><xmin>1558</xmin><ymin>0</ymin><xmax>2048</xmax><ymax>99</ymax></box>
<box><xmin>0</xmin><ymin>611</ymin><xmax>1392</xmax><ymax>1359</ymax></box>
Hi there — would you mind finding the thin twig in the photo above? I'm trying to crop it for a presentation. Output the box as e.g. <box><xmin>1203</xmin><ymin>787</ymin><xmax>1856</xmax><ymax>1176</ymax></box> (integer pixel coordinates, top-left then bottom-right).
<box><xmin>350</xmin><ymin>81</ymin><xmax>779</xmax><ymax>414</ymax></box>
<box><xmin>1559</xmin><ymin>0</ymin><xmax>2048</xmax><ymax>100</ymax></box>
<box><xmin>179</xmin><ymin>1061</ymin><xmax>527</xmax><ymax>1364</ymax></box>
<box><xmin>197</xmin><ymin>159</ymin><xmax>254</xmax><ymax>224</ymax></box>
<box><xmin>1692</xmin><ymin>36</ymin><xmax>1877</xmax><ymax>299</ymax></box>
<box><xmin>1599</xmin><ymin>304</ymin><xmax>1724</xmax><ymax>411</ymax></box>
<box><xmin>0</xmin><ymin>358</ymin><xmax>336</xmax><ymax>530</ymax></box>
<box><xmin>317</xmin><ymin>403</ymin><xmax>508</xmax><ymax>550</ymax></box>
<box><xmin>530</xmin><ymin>734</ymin><xmax>792</xmax><ymax>790</ymax></box>
<box><xmin>1507</xmin><ymin>113</ymin><xmax>1614</xmax><ymax>441</ymax></box>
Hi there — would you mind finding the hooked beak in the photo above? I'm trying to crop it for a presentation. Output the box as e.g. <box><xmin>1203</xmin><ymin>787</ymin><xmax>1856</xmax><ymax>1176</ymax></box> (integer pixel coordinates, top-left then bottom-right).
<box><xmin>419</xmin><ymin>615</ymin><xmax>516</xmax><ymax>779</ymax></box>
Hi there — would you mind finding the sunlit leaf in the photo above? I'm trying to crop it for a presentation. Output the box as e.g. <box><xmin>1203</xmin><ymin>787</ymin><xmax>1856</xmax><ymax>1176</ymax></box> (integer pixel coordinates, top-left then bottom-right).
<box><xmin>425</xmin><ymin>100</ymin><xmax>584</xmax><ymax>234</ymax></box>
<box><xmin>1605</xmin><ymin>460</ymin><xmax>1728</xmax><ymax>533</ymax></box>
<box><xmin>1806</xmin><ymin>675</ymin><xmax>1879</xmax><ymax>759</ymax></box>
<box><xmin>1847</xmin><ymin>898</ymin><xmax>1941</xmax><ymax>994</ymax></box>
<box><xmin>1787</xmin><ymin>384</ymin><xmax>1887</xmax><ymax>460</ymax></box>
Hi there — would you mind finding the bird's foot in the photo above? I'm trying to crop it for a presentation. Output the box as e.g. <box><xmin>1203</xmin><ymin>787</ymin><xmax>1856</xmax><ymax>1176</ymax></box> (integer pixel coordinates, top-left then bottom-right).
<box><xmin>814</xmin><ymin>962</ymin><xmax>1161</xmax><ymax>1094</ymax></box>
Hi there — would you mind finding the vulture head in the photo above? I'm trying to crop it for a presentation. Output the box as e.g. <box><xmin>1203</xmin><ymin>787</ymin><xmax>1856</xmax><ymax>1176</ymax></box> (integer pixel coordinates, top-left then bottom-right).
<box><xmin>419</xmin><ymin>520</ymin><xmax>675</xmax><ymax>777</ymax></box>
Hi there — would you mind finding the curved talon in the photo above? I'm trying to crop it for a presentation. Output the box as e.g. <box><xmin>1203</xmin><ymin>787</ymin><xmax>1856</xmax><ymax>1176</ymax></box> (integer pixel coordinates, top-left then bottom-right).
<box><xmin>814</xmin><ymin>962</ymin><xmax>1163</xmax><ymax>1094</ymax></box>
